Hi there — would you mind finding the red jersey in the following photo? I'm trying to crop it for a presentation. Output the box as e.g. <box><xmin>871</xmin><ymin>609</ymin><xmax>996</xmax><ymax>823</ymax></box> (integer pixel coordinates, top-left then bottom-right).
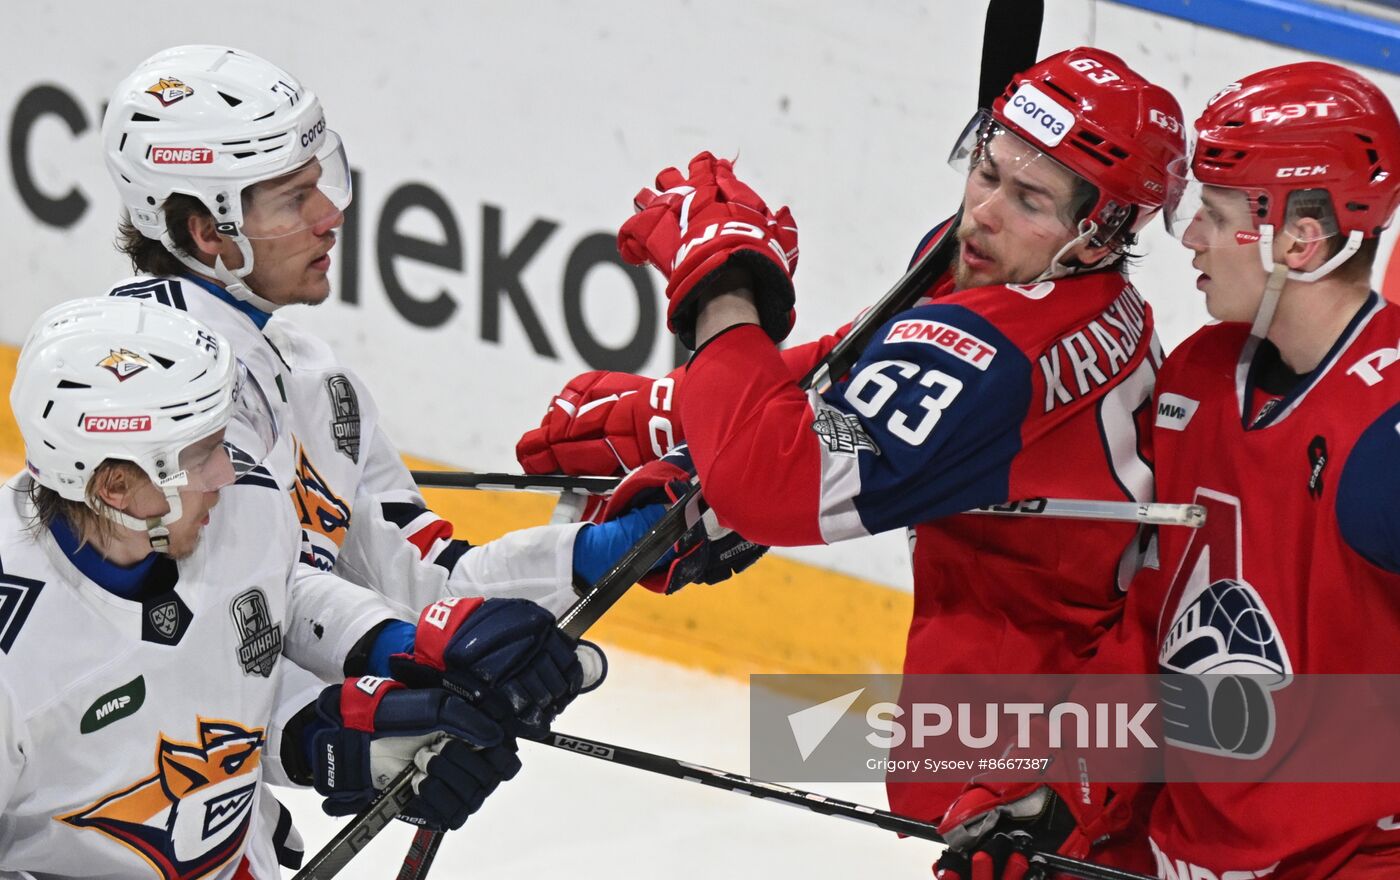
<box><xmin>1137</xmin><ymin>294</ymin><xmax>1400</xmax><ymax>878</ymax></box>
<box><xmin>682</xmin><ymin>250</ymin><xmax>1161</xmax><ymax>823</ymax></box>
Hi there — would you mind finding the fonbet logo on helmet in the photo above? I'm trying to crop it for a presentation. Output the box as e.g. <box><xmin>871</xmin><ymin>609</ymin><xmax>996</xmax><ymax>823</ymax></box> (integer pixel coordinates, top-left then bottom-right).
<box><xmin>82</xmin><ymin>415</ymin><xmax>153</xmax><ymax>433</ymax></box>
<box><xmin>150</xmin><ymin>147</ymin><xmax>214</xmax><ymax>165</ymax></box>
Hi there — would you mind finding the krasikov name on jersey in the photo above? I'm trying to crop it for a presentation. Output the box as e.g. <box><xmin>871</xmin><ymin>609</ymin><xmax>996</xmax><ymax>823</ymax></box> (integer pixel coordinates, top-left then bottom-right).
<box><xmin>1039</xmin><ymin>286</ymin><xmax>1148</xmax><ymax>412</ymax></box>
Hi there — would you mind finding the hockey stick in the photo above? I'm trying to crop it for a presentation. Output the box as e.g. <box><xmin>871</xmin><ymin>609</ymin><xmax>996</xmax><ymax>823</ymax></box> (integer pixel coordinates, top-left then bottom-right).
<box><xmin>411</xmin><ymin>469</ymin><xmax>1204</xmax><ymax>528</ymax></box>
<box><xmin>538</xmin><ymin>730</ymin><xmax>1154</xmax><ymax>880</ymax></box>
<box><xmin>293</xmin><ymin>481</ymin><xmax>703</xmax><ymax>880</ymax></box>
<box><xmin>408</xmin><ymin>470</ymin><xmax>618</xmax><ymax>495</ymax></box>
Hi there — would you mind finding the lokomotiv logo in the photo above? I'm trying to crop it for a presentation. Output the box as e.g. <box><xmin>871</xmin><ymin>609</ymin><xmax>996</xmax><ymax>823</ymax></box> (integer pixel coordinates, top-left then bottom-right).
<box><xmin>151</xmin><ymin>147</ymin><xmax>213</xmax><ymax>164</ymax></box>
<box><xmin>83</xmin><ymin>415</ymin><xmax>152</xmax><ymax>432</ymax></box>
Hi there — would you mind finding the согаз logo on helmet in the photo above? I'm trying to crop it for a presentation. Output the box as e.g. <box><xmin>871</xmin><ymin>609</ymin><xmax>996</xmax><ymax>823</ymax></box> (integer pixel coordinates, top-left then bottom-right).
<box><xmin>301</xmin><ymin>116</ymin><xmax>327</xmax><ymax>149</ymax></box>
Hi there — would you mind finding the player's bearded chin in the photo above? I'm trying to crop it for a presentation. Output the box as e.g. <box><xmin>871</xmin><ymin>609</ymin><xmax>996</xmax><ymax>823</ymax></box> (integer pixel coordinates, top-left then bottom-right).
<box><xmin>952</xmin><ymin>222</ymin><xmax>999</xmax><ymax>290</ymax></box>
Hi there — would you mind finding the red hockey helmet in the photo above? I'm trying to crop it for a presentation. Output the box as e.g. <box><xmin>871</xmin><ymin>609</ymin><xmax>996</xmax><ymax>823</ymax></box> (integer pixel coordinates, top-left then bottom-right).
<box><xmin>985</xmin><ymin>47</ymin><xmax>1186</xmax><ymax>241</ymax></box>
<box><xmin>1189</xmin><ymin>62</ymin><xmax>1400</xmax><ymax>239</ymax></box>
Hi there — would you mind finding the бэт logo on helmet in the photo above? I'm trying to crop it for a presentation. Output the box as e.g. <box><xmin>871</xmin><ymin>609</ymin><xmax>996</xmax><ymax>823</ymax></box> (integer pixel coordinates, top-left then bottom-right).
<box><xmin>144</xmin><ymin>78</ymin><xmax>194</xmax><ymax>107</ymax></box>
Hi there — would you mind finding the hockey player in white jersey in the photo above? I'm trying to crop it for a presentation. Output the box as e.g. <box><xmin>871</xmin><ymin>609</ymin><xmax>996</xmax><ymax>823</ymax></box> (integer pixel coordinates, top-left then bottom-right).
<box><xmin>97</xmin><ymin>46</ymin><xmax>710</xmax><ymax>735</ymax></box>
<box><xmin>0</xmin><ymin>299</ymin><xmax>557</xmax><ymax>878</ymax></box>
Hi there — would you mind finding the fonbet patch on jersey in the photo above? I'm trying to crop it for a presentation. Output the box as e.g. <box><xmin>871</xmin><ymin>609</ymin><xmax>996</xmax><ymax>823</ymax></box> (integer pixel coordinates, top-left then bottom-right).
<box><xmin>1003</xmin><ymin>83</ymin><xmax>1075</xmax><ymax>147</ymax></box>
<box><xmin>884</xmin><ymin>319</ymin><xmax>997</xmax><ymax>370</ymax></box>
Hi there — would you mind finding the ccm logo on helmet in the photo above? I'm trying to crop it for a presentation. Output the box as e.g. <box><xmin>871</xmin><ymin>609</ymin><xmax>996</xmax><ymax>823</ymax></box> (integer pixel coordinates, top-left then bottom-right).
<box><xmin>300</xmin><ymin>116</ymin><xmax>327</xmax><ymax>149</ymax></box>
<box><xmin>1005</xmin><ymin>83</ymin><xmax>1074</xmax><ymax>148</ymax></box>
<box><xmin>1249</xmin><ymin>102</ymin><xmax>1338</xmax><ymax>124</ymax></box>
<box><xmin>83</xmin><ymin>415</ymin><xmax>152</xmax><ymax>433</ymax></box>
<box><xmin>150</xmin><ymin>147</ymin><xmax>213</xmax><ymax>165</ymax></box>
<box><xmin>1276</xmin><ymin>165</ymin><xmax>1328</xmax><ymax>178</ymax></box>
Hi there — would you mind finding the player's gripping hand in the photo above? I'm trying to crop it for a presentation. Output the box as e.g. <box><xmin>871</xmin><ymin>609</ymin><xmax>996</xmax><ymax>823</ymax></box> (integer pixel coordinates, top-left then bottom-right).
<box><xmin>935</xmin><ymin>784</ymin><xmax>1098</xmax><ymax>880</ymax></box>
<box><xmin>389</xmin><ymin>597</ymin><xmax>606</xmax><ymax>739</ymax></box>
<box><xmin>516</xmin><ymin>369</ymin><xmax>683</xmax><ymax>476</ymax></box>
<box><xmin>310</xmin><ymin>676</ymin><xmax>520</xmax><ymax>831</ymax></box>
<box><xmin>598</xmin><ymin>444</ymin><xmax>767</xmax><ymax>594</ymax></box>
<box><xmin>618</xmin><ymin>151</ymin><xmax>798</xmax><ymax>349</ymax></box>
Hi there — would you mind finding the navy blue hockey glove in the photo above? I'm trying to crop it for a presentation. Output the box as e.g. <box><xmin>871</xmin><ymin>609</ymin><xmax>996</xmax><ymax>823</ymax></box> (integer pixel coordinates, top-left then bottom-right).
<box><xmin>598</xmin><ymin>444</ymin><xmax>768</xmax><ymax>594</ymax></box>
<box><xmin>310</xmin><ymin>676</ymin><xmax>521</xmax><ymax>831</ymax></box>
<box><xmin>389</xmin><ymin>597</ymin><xmax>606</xmax><ymax>739</ymax></box>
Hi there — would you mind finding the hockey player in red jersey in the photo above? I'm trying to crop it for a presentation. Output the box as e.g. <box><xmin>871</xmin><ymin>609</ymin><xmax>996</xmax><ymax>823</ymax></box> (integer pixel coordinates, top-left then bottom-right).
<box><xmin>937</xmin><ymin>63</ymin><xmax>1400</xmax><ymax>879</ymax></box>
<box><xmin>517</xmin><ymin>47</ymin><xmax>1184</xmax><ymax>846</ymax></box>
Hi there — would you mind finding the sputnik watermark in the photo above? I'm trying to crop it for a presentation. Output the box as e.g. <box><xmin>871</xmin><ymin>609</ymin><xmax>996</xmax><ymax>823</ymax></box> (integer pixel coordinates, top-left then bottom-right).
<box><xmin>752</xmin><ymin>674</ymin><xmax>1400</xmax><ymax>784</ymax></box>
<box><xmin>864</xmin><ymin>700</ymin><xmax>1157</xmax><ymax>750</ymax></box>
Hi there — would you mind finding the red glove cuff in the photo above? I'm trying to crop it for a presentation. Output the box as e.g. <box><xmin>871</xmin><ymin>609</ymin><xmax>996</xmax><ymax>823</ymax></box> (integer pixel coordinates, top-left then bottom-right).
<box><xmin>339</xmin><ymin>676</ymin><xmax>406</xmax><ymax>732</ymax></box>
<box><xmin>410</xmin><ymin>596</ymin><xmax>486</xmax><ymax>672</ymax></box>
<box><xmin>600</xmin><ymin>459</ymin><xmax>690</xmax><ymax>521</ymax></box>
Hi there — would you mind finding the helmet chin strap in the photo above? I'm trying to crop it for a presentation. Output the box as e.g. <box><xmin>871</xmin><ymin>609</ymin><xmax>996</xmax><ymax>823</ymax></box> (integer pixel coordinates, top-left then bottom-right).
<box><xmin>1032</xmin><ymin>219</ymin><xmax>1116</xmax><ymax>283</ymax></box>
<box><xmin>99</xmin><ymin>484</ymin><xmax>186</xmax><ymax>555</ymax></box>
<box><xmin>159</xmin><ymin>230</ymin><xmax>285</xmax><ymax>314</ymax></box>
<box><xmin>1248</xmin><ymin>226</ymin><xmax>1365</xmax><ymax>339</ymax></box>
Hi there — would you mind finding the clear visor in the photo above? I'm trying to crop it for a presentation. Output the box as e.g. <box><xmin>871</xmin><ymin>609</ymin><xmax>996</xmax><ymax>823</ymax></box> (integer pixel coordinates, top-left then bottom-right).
<box><xmin>239</xmin><ymin>130</ymin><xmax>352</xmax><ymax>240</ymax></box>
<box><xmin>1164</xmin><ymin>158</ymin><xmax>1339</xmax><ymax>249</ymax></box>
<box><xmin>162</xmin><ymin>361</ymin><xmax>280</xmax><ymax>493</ymax></box>
<box><xmin>948</xmin><ymin>111</ymin><xmax>1106</xmax><ymax>240</ymax></box>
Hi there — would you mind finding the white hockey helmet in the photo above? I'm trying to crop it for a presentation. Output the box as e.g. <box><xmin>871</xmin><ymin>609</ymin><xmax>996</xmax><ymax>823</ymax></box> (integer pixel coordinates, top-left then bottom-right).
<box><xmin>102</xmin><ymin>45</ymin><xmax>351</xmax><ymax>311</ymax></box>
<box><xmin>11</xmin><ymin>297</ymin><xmax>279</xmax><ymax>551</ymax></box>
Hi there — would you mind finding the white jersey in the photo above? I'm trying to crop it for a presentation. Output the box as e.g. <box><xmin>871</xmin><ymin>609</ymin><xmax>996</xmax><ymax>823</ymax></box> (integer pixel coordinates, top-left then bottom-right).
<box><xmin>106</xmin><ymin>276</ymin><xmax>582</xmax><ymax>619</ymax></box>
<box><xmin>0</xmin><ymin>472</ymin><xmax>393</xmax><ymax>879</ymax></box>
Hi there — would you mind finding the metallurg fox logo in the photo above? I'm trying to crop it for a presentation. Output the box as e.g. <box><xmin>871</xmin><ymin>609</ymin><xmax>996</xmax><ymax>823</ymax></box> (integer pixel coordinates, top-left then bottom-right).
<box><xmin>59</xmin><ymin>718</ymin><xmax>265</xmax><ymax>880</ymax></box>
<box><xmin>290</xmin><ymin>438</ymin><xmax>352</xmax><ymax>570</ymax></box>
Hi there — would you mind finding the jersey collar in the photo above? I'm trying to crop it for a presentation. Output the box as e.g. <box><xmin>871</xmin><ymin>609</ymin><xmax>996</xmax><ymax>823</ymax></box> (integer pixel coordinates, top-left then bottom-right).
<box><xmin>1240</xmin><ymin>291</ymin><xmax>1384</xmax><ymax>431</ymax></box>
<box><xmin>180</xmin><ymin>272</ymin><xmax>273</xmax><ymax>330</ymax></box>
<box><xmin>47</xmin><ymin>514</ymin><xmax>158</xmax><ymax>600</ymax></box>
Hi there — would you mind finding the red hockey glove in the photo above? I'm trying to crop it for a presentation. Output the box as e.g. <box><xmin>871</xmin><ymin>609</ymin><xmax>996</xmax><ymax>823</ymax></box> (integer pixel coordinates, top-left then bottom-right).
<box><xmin>516</xmin><ymin>369</ymin><xmax>683</xmax><ymax>476</ymax></box>
<box><xmin>934</xmin><ymin>778</ymin><xmax>1133</xmax><ymax>879</ymax></box>
<box><xmin>600</xmin><ymin>444</ymin><xmax>767</xmax><ymax>594</ymax></box>
<box><xmin>618</xmin><ymin>151</ymin><xmax>798</xmax><ymax>349</ymax></box>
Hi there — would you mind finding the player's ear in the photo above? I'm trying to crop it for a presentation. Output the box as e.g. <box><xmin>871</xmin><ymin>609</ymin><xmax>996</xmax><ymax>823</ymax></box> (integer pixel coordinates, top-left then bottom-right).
<box><xmin>90</xmin><ymin>464</ymin><xmax>132</xmax><ymax>511</ymax></box>
<box><xmin>90</xmin><ymin>462</ymin><xmax>155</xmax><ymax>514</ymax></box>
<box><xmin>1067</xmin><ymin>236</ymin><xmax>1113</xmax><ymax>268</ymax></box>
<box><xmin>186</xmin><ymin>211</ymin><xmax>225</xmax><ymax>258</ymax></box>
<box><xmin>1281</xmin><ymin>217</ymin><xmax>1328</xmax><ymax>272</ymax></box>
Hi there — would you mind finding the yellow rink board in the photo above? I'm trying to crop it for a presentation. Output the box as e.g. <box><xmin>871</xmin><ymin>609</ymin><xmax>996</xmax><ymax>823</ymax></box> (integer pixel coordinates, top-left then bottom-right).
<box><xmin>0</xmin><ymin>343</ymin><xmax>911</xmax><ymax>679</ymax></box>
